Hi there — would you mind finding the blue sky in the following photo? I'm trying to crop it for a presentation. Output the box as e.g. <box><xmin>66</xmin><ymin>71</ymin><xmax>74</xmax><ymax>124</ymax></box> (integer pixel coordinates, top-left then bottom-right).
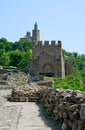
<box><xmin>0</xmin><ymin>0</ymin><xmax>85</xmax><ymax>54</ymax></box>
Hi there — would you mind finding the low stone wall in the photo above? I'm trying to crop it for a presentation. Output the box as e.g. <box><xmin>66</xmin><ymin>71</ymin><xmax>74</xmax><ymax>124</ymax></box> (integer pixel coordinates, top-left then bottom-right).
<box><xmin>8</xmin><ymin>82</ymin><xmax>85</xmax><ymax>130</ymax></box>
<box><xmin>8</xmin><ymin>83</ymin><xmax>41</xmax><ymax>102</ymax></box>
<box><xmin>37</xmin><ymin>80</ymin><xmax>52</xmax><ymax>87</ymax></box>
<box><xmin>28</xmin><ymin>75</ymin><xmax>44</xmax><ymax>82</ymax></box>
<box><xmin>39</xmin><ymin>87</ymin><xmax>85</xmax><ymax>130</ymax></box>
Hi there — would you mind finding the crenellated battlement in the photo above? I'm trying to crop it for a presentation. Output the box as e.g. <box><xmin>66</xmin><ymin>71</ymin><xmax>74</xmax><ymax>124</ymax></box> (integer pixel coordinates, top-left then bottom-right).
<box><xmin>35</xmin><ymin>40</ymin><xmax>62</xmax><ymax>47</ymax></box>
<box><xmin>51</xmin><ymin>40</ymin><xmax>56</xmax><ymax>45</ymax></box>
<box><xmin>32</xmin><ymin>40</ymin><xmax>62</xmax><ymax>63</ymax></box>
<box><xmin>44</xmin><ymin>41</ymin><xmax>49</xmax><ymax>46</ymax></box>
<box><xmin>38</xmin><ymin>41</ymin><xmax>43</xmax><ymax>45</ymax></box>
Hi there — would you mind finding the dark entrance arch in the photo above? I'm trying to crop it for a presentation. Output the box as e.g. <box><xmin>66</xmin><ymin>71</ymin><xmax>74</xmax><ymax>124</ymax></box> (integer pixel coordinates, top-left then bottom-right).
<box><xmin>40</xmin><ymin>63</ymin><xmax>55</xmax><ymax>77</ymax></box>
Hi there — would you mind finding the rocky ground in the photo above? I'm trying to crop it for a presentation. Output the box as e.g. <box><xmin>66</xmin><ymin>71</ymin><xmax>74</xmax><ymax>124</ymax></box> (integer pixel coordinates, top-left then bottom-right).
<box><xmin>0</xmin><ymin>71</ymin><xmax>61</xmax><ymax>130</ymax></box>
<box><xmin>0</xmin><ymin>71</ymin><xmax>27</xmax><ymax>89</ymax></box>
<box><xmin>2</xmin><ymin>70</ymin><xmax>85</xmax><ymax>130</ymax></box>
<box><xmin>5</xmin><ymin>71</ymin><xmax>85</xmax><ymax>130</ymax></box>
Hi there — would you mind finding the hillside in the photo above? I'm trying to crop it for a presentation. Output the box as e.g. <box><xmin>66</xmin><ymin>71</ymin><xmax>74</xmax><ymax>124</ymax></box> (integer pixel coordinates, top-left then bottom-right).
<box><xmin>0</xmin><ymin>37</ymin><xmax>85</xmax><ymax>91</ymax></box>
<box><xmin>0</xmin><ymin>37</ymin><xmax>85</xmax><ymax>73</ymax></box>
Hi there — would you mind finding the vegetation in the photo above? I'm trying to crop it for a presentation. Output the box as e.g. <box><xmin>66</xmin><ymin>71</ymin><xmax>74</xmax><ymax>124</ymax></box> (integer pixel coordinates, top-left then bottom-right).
<box><xmin>0</xmin><ymin>37</ymin><xmax>85</xmax><ymax>91</ymax></box>
<box><xmin>53</xmin><ymin>50</ymin><xmax>85</xmax><ymax>91</ymax></box>
<box><xmin>63</xmin><ymin>49</ymin><xmax>85</xmax><ymax>78</ymax></box>
<box><xmin>53</xmin><ymin>75</ymin><xmax>85</xmax><ymax>91</ymax></box>
<box><xmin>0</xmin><ymin>38</ymin><xmax>32</xmax><ymax>69</ymax></box>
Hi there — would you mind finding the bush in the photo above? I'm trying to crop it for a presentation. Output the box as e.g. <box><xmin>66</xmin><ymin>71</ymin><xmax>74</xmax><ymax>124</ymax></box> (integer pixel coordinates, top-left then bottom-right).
<box><xmin>53</xmin><ymin>75</ymin><xmax>85</xmax><ymax>91</ymax></box>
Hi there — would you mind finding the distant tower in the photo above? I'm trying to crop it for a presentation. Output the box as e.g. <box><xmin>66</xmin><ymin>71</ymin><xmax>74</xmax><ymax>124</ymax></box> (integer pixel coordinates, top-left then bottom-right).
<box><xmin>32</xmin><ymin>22</ymin><xmax>40</xmax><ymax>42</ymax></box>
<box><xmin>24</xmin><ymin>31</ymin><xmax>32</xmax><ymax>41</ymax></box>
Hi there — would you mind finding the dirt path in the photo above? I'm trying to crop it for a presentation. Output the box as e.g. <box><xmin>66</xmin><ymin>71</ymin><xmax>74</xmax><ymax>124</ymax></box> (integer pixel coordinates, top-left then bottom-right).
<box><xmin>0</xmin><ymin>90</ymin><xmax>61</xmax><ymax>130</ymax></box>
<box><xmin>16</xmin><ymin>102</ymin><xmax>60</xmax><ymax>130</ymax></box>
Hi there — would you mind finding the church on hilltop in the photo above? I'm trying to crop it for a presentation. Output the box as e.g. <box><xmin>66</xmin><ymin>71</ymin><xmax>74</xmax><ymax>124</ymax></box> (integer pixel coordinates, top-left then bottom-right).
<box><xmin>20</xmin><ymin>22</ymin><xmax>40</xmax><ymax>42</ymax></box>
<box><xmin>21</xmin><ymin>22</ymin><xmax>72</xmax><ymax>78</ymax></box>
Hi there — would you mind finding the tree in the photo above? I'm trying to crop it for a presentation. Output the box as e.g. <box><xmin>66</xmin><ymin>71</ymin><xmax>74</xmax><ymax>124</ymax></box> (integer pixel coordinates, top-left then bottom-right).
<box><xmin>0</xmin><ymin>52</ymin><xmax>10</xmax><ymax>66</ymax></box>
<box><xmin>72</xmin><ymin>52</ymin><xmax>78</xmax><ymax>57</ymax></box>
<box><xmin>12</xmin><ymin>41</ymin><xmax>22</xmax><ymax>51</ymax></box>
<box><xmin>0</xmin><ymin>42</ymin><xmax>5</xmax><ymax>51</ymax></box>
<box><xmin>13</xmin><ymin>39</ymin><xmax>32</xmax><ymax>51</ymax></box>
<box><xmin>9</xmin><ymin>50</ymin><xmax>23</xmax><ymax>67</ymax></box>
<box><xmin>0</xmin><ymin>37</ymin><xmax>7</xmax><ymax>43</ymax></box>
<box><xmin>5</xmin><ymin>42</ymin><xmax>12</xmax><ymax>51</ymax></box>
<box><xmin>0</xmin><ymin>38</ymin><xmax>12</xmax><ymax>52</ymax></box>
<box><xmin>18</xmin><ymin>51</ymin><xmax>32</xmax><ymax>68</ymax></box>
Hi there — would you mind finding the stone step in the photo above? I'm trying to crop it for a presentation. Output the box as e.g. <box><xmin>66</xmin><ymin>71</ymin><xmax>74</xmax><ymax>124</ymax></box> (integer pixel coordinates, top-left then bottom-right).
<box><xmin>7</xmin><ymin>96</ymin><xmax>39</xmax><ymax>102</ymax></box>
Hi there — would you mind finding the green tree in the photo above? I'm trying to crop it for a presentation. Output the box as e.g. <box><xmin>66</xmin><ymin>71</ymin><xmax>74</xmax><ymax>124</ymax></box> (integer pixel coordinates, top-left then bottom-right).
<box><xmin>13</xmin><ymin>39</ymin><xmax>32</xmax><ymax>51</ymax></box>
<box><xmin>0</xmin><ymin>52</ymin><xmax>10</xmax><ymax>66</ymax></box>
<box><xmin>5</xmin><ymin>42</ymin><xmax>12</xmax><ymax>51</ymax></box>
<box><xmin>0</xmin><ymin>37</ymin><xmax>7</xmax><ymax>43</ymax></box>
<box><xmin>0</xmin><ymin>42</ymin><xmax>5</xmax><ymax>51</ymax></box>
<box><xmin>18</xmin><ymin>51</ymin><xmax>32</xmax><ymax>68</ymax></box>
<box><xmin>10</xmin><ymin>50</ymin><xmax>23</xmax><ymax>67</ymax></box>
<box><xmin>12</xmin><ymin>41</ymin><xmax>22</xmax><ymax>51</ymax></box>
<box><xmin>0</xmin><ymin>38</ymin><xmax>12</xmax><ymax>52</ymax></box>
<box><xmin>19</xmin><ymin>39</ymin><xmax>32</xmax><ymax>51</ymax></box>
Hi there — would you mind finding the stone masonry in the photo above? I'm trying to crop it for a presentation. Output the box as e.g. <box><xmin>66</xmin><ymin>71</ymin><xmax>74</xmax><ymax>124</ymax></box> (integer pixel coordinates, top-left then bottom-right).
<box><xmin>9</xmin><ymin>80</ymin><xmax>85</xmax><ymax>130</ymax></box>
<box><xmin>20</xmin><ymin>22</ymin><xmax>72</xmax><ymax>78</ymax></box>
<box><xmin>29</xmin><ymin>40</ymin><xmax>72</xmax><ymax>78</ymax></box>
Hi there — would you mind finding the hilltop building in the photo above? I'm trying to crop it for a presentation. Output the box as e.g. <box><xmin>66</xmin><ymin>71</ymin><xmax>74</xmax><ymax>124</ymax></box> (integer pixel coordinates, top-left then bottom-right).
<box><xmin>29</xmin><ymin>40</ymin><xmax>73</xmax><ymax>78</ymax></box>
<box><xmin>21</xmin><ymin>22</ymin><xmax>72</xmax><ymax>78</ymax></box>
<box><xmin>20</xmin><ymin>22</ymin><xmax>40</xmax><ymax>42</ymax></box>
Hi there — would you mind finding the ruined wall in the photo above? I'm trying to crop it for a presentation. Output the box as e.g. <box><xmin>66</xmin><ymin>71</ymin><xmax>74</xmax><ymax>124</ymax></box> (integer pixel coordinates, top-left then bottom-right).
<box><xmin>65</xmin><ymin>60</ymin><xmax>73</xmax><ymax>76</ymax></box>
<box><xmin>10</xmin><ymin>82</ymin><xmax>85</xmax><ymax>130</ymax></box>
<box><xmin>39</xmin><ymin>86</ymin><xmax>85</xmax><ymax>130</ymax></box>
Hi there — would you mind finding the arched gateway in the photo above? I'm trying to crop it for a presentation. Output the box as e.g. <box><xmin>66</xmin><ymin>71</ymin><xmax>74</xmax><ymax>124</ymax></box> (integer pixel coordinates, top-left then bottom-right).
<box><xmin>41</xmin><ymin>63</ymin><xmax>54</xmax><ymax>76</ymax></box>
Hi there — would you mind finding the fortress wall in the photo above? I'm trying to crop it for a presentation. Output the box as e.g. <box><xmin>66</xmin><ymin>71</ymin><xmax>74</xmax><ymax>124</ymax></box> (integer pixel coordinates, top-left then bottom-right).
<box><xmin>65</xmin><ymin>60</ymin><xmax>73</xmax><ymax>76</ymax></box>
<box><xmin>32</xmin><ymin>40</ymin><xmax>62</xmax><ymax>59</ymax></box>
<box><xmin>30</xmin><ymin>40</ymin><xmax>67</xmax><ymax>78</ymax></box>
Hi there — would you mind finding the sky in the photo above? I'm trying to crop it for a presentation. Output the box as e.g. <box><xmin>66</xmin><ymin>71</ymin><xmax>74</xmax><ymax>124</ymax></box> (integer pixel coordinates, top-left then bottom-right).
<box><xmin>0</xmin><ymin>0</ymin><xmax>85</xmax><ymax>54</ymax></box>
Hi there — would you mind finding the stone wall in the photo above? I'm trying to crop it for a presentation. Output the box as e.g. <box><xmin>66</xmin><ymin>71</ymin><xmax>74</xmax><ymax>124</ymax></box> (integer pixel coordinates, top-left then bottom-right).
<box><xmin>9</xmin><ymin>82</ymin><xmax>85</xmax><ymax>130</ymax></box>
<box><xmin>39</xmin><ymin>87</ymin><xmax>85</xmax><ymax>130</ymax></box>
<box><xmin>32</xmin><ymin>41</ymin><xmax>61</xmax><ymax>60</ymax></box>
<box><xmin>29</xmin><ymin>40</ymin><xmax>66</xmax><ymax>78</ymax></box>
<box><xmin>65</xmin><ymin>60</ymin><xmax>73</xmax><ymax>76</ymax></box>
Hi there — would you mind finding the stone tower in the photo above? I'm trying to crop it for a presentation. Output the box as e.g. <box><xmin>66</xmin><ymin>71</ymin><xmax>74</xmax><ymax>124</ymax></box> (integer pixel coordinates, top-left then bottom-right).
<box><xmin>29</xmin><ymin>41</ymin><xmax>66</xmax><ymax>78</ymax></box>
<box><xmin>32</xmin><ymin>22</ymin><xmax>40</xmax><ymax>42</ymax></box>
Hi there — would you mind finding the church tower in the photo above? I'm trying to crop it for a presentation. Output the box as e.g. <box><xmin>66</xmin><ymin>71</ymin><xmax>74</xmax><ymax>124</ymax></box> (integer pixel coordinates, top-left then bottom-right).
<box><xmin>32</xmin><ymin>22</ymin><xmax>40</xmax><ymax>42</ymax></box>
